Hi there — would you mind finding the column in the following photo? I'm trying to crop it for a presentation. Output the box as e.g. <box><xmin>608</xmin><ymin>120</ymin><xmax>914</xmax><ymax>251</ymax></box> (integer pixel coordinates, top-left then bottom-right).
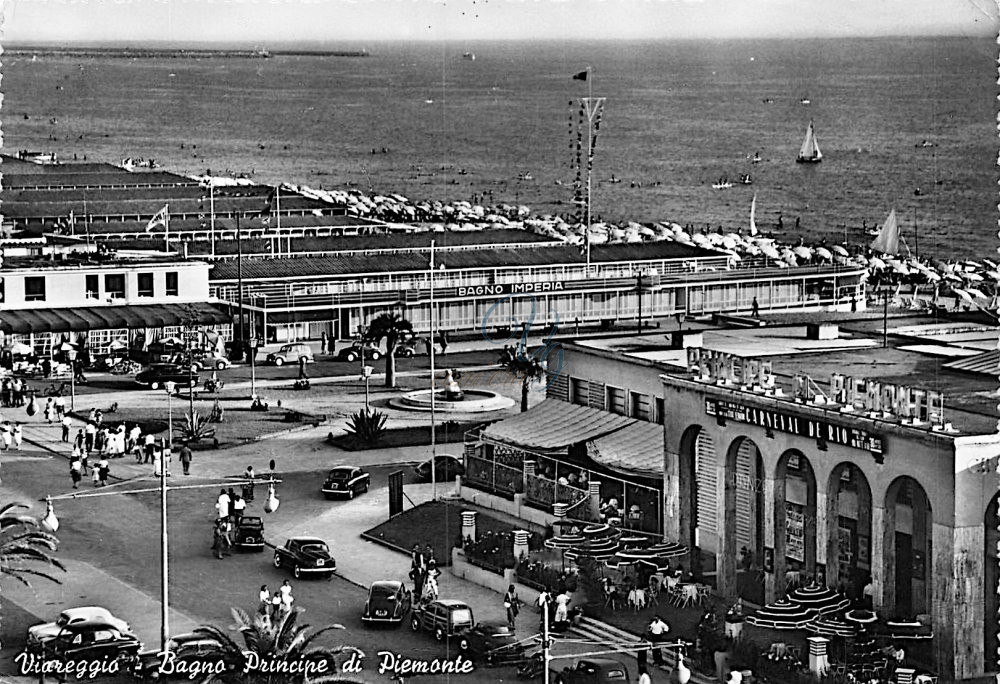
<box><xmin>589</xmin><ymin>481</ymin><xmax>602</xmax><ymax>521</ymax></box>
<box><xmin>763</xmin><ymin>477</ymin><xmax>777</xmax><ymax>603</ymax></box>
<box><xmin>513</xmin><ymin>530</ymin><xmax>530</xmax><ymax>563</ymax></box>
<box><xmin>524</xmin><ymin>460</ymin><xmax>536</xmax><ymax>492</ymax></box>
<box><xmin>807</xmin><ymin>636</ymin><xmax>829</xmax><ymax>676</ymax></box>
<box><xmin>870</xmin><ymin>506</ymin><xmax>885</xmax><ymax>611</ymax></box>
<box><xmin>815</xmin><ymin>490</ymin><xmax>829</xmax><ymax>570</ymax></box>
<box><xmin>553</xmin><ymin>502</ymin><xmax>568</xmax><ymax>518</ymax></box>
<box><xmin>461</xmin><ymin>511</ymin><xmax>477</xmax><ymax>547</ymax></box>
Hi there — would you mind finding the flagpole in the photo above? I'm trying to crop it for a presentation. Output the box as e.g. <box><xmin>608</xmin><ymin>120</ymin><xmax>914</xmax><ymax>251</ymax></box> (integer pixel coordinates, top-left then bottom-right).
<box><xmin>165</xmin><ymin>205</ymin><xmax>170</xmax><ymax>253</ymax></box>
<box><xmin>276</xmin><ymin>185</ymin><xmax>281</xmax><ymax>234</ymax></box>
<box><xmin>210</xmin><ymin>184</ymin><xmax>216</xmax><ymax>258</ymax></box>
<box><xmin>429</xmin><ymin>240</ymin><xmax>437</xmax><ymax>501</ymax></box>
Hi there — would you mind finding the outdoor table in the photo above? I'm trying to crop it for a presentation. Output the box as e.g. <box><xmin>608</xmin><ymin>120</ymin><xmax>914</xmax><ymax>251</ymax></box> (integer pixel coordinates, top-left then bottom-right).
<box><xmin>724</xmin><ymin>616</ymin><xmax>744</xmax><ymax>639</ymax></box>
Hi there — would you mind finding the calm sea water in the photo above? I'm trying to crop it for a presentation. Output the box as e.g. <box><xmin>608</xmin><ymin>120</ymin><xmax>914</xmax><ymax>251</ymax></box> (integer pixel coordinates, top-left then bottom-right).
<box><xmin>2</xmin><ymin>37</ymin><xmax>996</xmax><ymax>258</ymax></box>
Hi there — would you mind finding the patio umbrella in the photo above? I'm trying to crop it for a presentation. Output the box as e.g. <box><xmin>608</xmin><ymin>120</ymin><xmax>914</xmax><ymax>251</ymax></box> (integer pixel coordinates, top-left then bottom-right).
<box><xmin>746</xmin><ymin>598</ymin><xmax>815</xmax><ymax>630</ymax></box>
<box><xmin>565</xmin><ymin>537</ymin><xmax>619</xmax><ymax>562</ymax></box>
<box><xmin>879</xmin><ymin>620</ymin><xmax>933</xmax><ymax>641</ymax></box>
<box><xmin>4</xmin><ymin>342</ymin><xmax>32</xmax><ymax>355</ymax></box>
<box><xmin>604</xmin><ymin>552</ymin><xmax>641</xmax><ymax>571</ymax></box>
<box><xmin>787</xmin><ymin>583</ymin><xmax>851</xmax><ymax>615</ymax></box>
<box><xmin>618</xmin><ymin>535</ymin><xmax>650</xmax><ymax>549</ymax></box>
<box><xmin>581</xmin><ymin>523</ymin><xmax>620</xmax><ymax>541</ymax></box>
<box><xmin>647</xmin><ymin>541</ymin><xmax>689</xmax><ymax>559</ymax></box>
<box><xmin>616</xmin><ymin>548</ymin><xmax>662</xmax><ymax>562</ymax></box>
<box><xmin>544</xmin><ymin>534</ymin><xmax>585</xmax><ymax>550</ymax></box>
<box><xmin>805</xmin><ymin>616</ymin><xmax>858</xmax><ymax>638</ymax></box>
<box><xmin>844</xmin><ymin>609</ymin><xmax>878</xmax><ymax>627</ymax></box>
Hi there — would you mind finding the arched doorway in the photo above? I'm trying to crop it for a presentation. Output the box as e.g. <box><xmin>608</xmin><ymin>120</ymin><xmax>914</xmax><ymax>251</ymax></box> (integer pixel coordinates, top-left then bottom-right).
<box><xmin>883</xmin><ymin>477</ymin><xmax>932</xmax><ymax>618</ymax></box>
<box><xmin>826</xmin><ymin>463</ymin><xmax>873</xmax><ymax>602</ymax></box>
<box><xmin>678</xmin><ymin>425</ymin><xmax>716</xmax><ymax>583</ymax></box>
<box><xmin>985</xmin><ymin>493</ymin><xmax>1000</xmax><ymax>669</ymax></box>
<box><xmin>774</xmin><ymin>450</ymin><xmax>818</xmax><ymax>593</ymax></box>
<box><xmin>723</xmin><ymin>437</ymin><xmax>766</xmax><ymax>604</ymax></box>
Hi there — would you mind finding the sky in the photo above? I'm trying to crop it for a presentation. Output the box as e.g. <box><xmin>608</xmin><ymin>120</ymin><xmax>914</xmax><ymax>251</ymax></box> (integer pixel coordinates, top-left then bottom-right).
<box><xmin>2</xmin><ymin>0</ymin><xmax>997</xmax><ymax>44</ymax></box>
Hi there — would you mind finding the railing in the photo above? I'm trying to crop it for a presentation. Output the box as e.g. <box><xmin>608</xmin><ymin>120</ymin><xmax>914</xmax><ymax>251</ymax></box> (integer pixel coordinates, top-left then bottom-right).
<box><xmin>524</xmin><ymin>474</ymin><xmax>588</xmax><ymax>513</ymax></box>
<box><xmin>464</xmin><ymin>454</ymin><xmax>523</xmax><ymax>499</ymax></box>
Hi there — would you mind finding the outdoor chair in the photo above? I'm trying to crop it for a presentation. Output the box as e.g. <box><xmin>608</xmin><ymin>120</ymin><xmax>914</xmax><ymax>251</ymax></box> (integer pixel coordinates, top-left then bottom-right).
<box><xmin>604</xmin><ymin>583</ymin><xmax>620</xmax><ymax>610</ymax></box>
<box><xmin>677</xmin><ymin>584</ymin><xmax>699</xmax><ymax>609</ymax></box>
<box><xmin>628</xmin><ymin>586</ymin><xmax>647</xmax><ymax>611</ymax></box>
<box><xmin>696</xmin><ymin>584</ymin><xmax>712</xmax><ymax>606</ymax></box>
<box><xmin>647</xmin><ymin>575</ymin><xmax>662</xmax><ymax>607</ymax></box>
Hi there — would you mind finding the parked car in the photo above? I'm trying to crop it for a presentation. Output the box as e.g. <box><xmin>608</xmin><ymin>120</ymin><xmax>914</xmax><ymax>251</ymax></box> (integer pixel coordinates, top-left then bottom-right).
<box><xmin>410</xmin><ymin>599</ymin><xmax>474</xmax><ymax>647</ymax></box>
<box><xmin>361</xmin><ymin>580</ymin><xmax>412</xmax><ymax>626</ymax></box>
<box><xmin>234</xmin><ymin>516</ymin><xmax>265</xmax><ymax>552</ymax></box>
<box><xmin>133</xmin><ymin>632</ymin><xmax>229</xmax><ymax>680</ymax></box>
<box><xmin>266</xmin><ymin>343</ymin><xmax>314</xmax><ymax>366</ymax></box>
<box><xmin>168</xmin><ymin>351</ymin><xmax>231</xmax><ymax>371</ymax></box>
<box><xmin>414</xmin><ymin>454</ymin><xmax>465</xmax><ymax>482</ymax></box>
<box><xmin>464</xmin><ymin>621</ymin><xmax>526</xmax><ymax>666</ymax></box>
<box><xmin>335</xmin><ymin>343</ymin><xmax>382</xmax><ymax>363</ymax></box>
<box><xmin>321</xmin><ymin>466</ymin><xmax>371</xmax><ymax>500</ymax></box>
<box><xmin>27</xmin><ymin>607</ymin><xmax>132</xmax><ymax>646</ymax></box>
<box><xmin>273</xmin><ymin>536</ymin><xmax>336</xmax><ymax>579</ymax></box>
<box><xmin>29</xmin><ymin>619</ymin><xmax>142</xmax><ymax>663</ymax></box>
<box><xmin>134</xmin><ymin>364</ymin><xmax>200</xmax><ymax>390</ymax></box>
<box><xmin>550</xmin><ymin>658</ymin><xmax>630</xmax><ymax>684</ymax></box>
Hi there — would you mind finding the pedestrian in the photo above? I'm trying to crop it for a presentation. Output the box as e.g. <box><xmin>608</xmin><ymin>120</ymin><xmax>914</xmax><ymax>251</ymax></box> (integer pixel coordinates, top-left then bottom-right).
<box><xmin>128</xmin><ymin>424</ymin><xmax>141</xmax><ymax>453</ymax></box>
<box><xmin>637</xmin><ymin>666</ymin><xmax>652</xmax><ymax>684</ymax></box>
<box><xmin>143</xmin><ymin>432</ymin><xmax>155</xmax><ymax>464</ymax></box>
<box><xmin>751</xmin><ymin>296</ymin><xmax>760</xmax><ymax>318</ymax></box>
<box><xmin>0</xmin><ymin>422</ymin><xmax>10</xmax><ymax>451</ymax></box>
<box><xmin>43</xmin><ymin>397</ymin><xmax>54</xmax><ymax>424</ymax></box>
<box><xmin>242</xmin><ymin>465</ymin><xmax>256</xmax><ymax>501</ymax></box>
<box><xmin>178</xmin><ymin>443</ymin><xmax>193</xmax><ymax>475</ymax></box>
<box><xmin>54</xmin><ymin>394</ymin><xmax>66</xmax><ymax>419</ymax></box>
<box><xmin>410</xmin><ymin>543</ymin><xmax>426</xmax><ymax>598</ymax></box>
<box><xmin>84</xmin><ymin>421</ymin><xmax>96</xmax><ymax>454</ymax></box>
<box><xmin>270</xmin><ymin>593</ymin><xmax>283</xmax><ymax>621</ymax></box>
<box><xmin>647</xmin><ymin>615</ymin><xmax>670</xmax><ymax>666</ymax></box>
<box><xmin>504</xmin><ymin>584</ymin><xmax>521</xmax><ymax>631</ymax></box>
<box><xmin>97</xmin><ymin>457</ymin><xmax>110</xmax><ymax>486</ymax></box>
<box><xmin>232</xmin><ymin>494</ymin><xmax>245</xmax><ymax>526</ymax></box>
<box><xmin>60</xmin><ymin>415</ymin><xmax>71</xmax><ymax>442</ymax></box>
<box><xmin>227</xmin><ymin>487</ymin><xmax>237</xmax><ymax>519</ymax></box>
<box><xmin>258</xmin><ymin>585</ymin><xmax>270</xmax><ymax>614</ymax></box>
<box><xmin>153</xmin><ymin>448</ymin><xmax>163</xmax><ymax>477</ymax></box>
<box><xmin>217</xmin><ymin>488</ymin><xmax>231</xmax><ymax>520</ymax></box>
<box><xmin>12</xmin><ymin>423</ymin><xmax>22</xmax><ymax>450</ymax></box>
<box><xmin>69</xmin><ymin>457</ymin><xmax>82</xmax><ymax>489</ymax></box>
<box><xmin>212</xmin><ymin>519</ymin><xmax>228</xmax><ymax>559</ymax></box>
<box><xmin>279</xmin><ymin>580</ymin><xmax>294</xmax><ymax>616</ymax></box>
<box><xmin>80</xmin><ymin>447</ymin><xmax>89</xmax><ymax>476</ymax></box>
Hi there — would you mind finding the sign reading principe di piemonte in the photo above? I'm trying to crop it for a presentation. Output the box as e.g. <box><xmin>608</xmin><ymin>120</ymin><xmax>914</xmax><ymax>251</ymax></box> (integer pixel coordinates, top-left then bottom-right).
<box><xmin>705</xmin><ymin>397</ymin><xmax>885</xmax><ymax>455</ymax></box>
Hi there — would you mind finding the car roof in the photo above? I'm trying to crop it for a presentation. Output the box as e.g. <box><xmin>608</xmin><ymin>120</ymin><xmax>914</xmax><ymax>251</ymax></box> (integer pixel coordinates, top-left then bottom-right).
<box><xmin>371</xmin><ymin>580</ymin><xmax>404</xmax><ymax>590</ymax></box>
<box><xmin>60</xmin><ymin>607</ymin><xmax>114</xmax><ymax>619</ymax></box>
<box><xmin>289</xmin><ymin>536</ymin><xmax>326</xmax><ymax>543</ymax></box>
<box><xmin>581</xmin><ymin>658</ymin><xmax>627</xmax><ymax>666</ymax></box>
<box><xmin>434</xmin><ymin>599</ymin><xmax>470</xmax><ymax>608</ymax></box>
<box><xmin>329</xmin><ymin>466</ymin><xmax>358</xmax><ymax>473</ymax></box>
<box><xmin>58</xmin><ymin>619</ymin><xmax>128</xmax><ymax>633</ymax></box>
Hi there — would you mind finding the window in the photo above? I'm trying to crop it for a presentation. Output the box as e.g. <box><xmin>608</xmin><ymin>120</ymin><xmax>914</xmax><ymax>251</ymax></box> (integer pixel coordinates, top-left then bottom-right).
<box><xmin>630</xmin><ymin>391</ymin><xmax>651</xmax><ymax>420</ymax></box>
<box><xmin>24</xmin><ymin>276</ymin><xmax>46</xmax><ymax>302</ymax></box>
<box><xmin>654</xmin><ymin>397</ymin><xmax>665</xmax><ymax>425</ymax></box>
<box><xmin>571</xmin><ymin>378</ymin><xmax>589</xmax><ymax>407</ymax></box>
<box><xmin>105</xmin><ymin>274</ymin><xmax>125</xmax><ymax>300</ymax></box>
<box><xmin>137</xmin><ymin>273</ymin><xmax>154</xmax><ymax>298</ymax></box>
<box><xmin>606</xmin><ymin>386</ymin><xmax>626</xmax><ymax>416</ymax></box>
<box><xmin>166</xmin><ymin>272</ymin><xmax>179</xmax><ymax>296</ymax></box>
<box><xmin>85</xmin><ymin>274</ymin><xmax>99</xmax><ymax>299</ymax></box>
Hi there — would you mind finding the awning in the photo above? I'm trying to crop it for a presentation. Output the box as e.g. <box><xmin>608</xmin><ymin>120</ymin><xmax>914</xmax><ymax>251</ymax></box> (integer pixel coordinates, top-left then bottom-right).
<box><xmin>587</xmin><ymin>421</ymin><xmax>665</xmax><ymax>477</ymax></box>
<box><xmin>481</xmin><ymin>400</ymin><xmax>635</xmax><ymax>451</ymax></box>
<box><xmin>0</xmin><ymin>302</ymin><xmax>231</xmax><ymax>335</ymax></box>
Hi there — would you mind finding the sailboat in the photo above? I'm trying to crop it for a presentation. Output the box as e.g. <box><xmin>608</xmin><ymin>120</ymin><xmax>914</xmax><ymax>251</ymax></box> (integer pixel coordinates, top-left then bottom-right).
<box><xmin>749</xmin><ymin>194</ymin><xmax>758</xmax><ymax>236</ymax></box>
<box><xmin>796</xmin><ymin>121</ymin><xmax>822</xmax><ymax>164</ymax></box>
<box><xmin>870</xmin><ymin>209</ymin><xmax>900</xmax><ymax>256</ymax></box>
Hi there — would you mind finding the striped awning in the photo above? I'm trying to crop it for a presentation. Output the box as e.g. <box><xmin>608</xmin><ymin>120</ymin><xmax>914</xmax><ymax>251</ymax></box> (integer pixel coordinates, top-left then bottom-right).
<box><xmin>586</xmin><ymin>421</ymin><xmax>665</xmax><ymax>477</ymax></box>
<box><xmin>0</xmin><ymin>302</ymin><xmax>230</xmax><ymax>335</ymax></box>
<box><xmin>482</xmin><ymin>400</ymin><xmax>635</xmax><ymax>451</ymax></box>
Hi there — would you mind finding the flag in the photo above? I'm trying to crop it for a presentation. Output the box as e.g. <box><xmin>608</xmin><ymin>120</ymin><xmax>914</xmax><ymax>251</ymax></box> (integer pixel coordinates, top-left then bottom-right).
<box><xmin>572</xmin><ymin>70</ymin><xmax>588</xmax><ymax>81</ymax></box>
<box><xmin>870</xmin><ymin>209</ymin><xmax>899</xmax><ymax>255</ymax></box>
<box><xmin>146</xmin><ymin>204</ymin><xmax>169</xmax><ymax>232</ymax></box>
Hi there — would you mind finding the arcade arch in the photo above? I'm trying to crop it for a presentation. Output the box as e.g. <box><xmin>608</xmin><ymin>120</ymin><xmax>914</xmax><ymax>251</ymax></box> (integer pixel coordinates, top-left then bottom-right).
<box><xmin>825</xmin><ymin>462</ymin><xmax>873</xmax><ymax>600</ymax></box>
<box><xmin>774</xmin><ymin>449</ymin><xmax>818</xmax><ymax>593</ymax></box>
<box><xmin>883</xmin><ymin>476</ymin><xmax>932</xmax><ymax>619</ymax></box>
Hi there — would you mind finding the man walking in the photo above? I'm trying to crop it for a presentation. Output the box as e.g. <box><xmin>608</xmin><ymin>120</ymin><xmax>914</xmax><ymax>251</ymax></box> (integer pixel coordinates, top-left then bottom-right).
<box><xmin>647</xmin><ymin>615</ymin><xmax>670</xmax><ymax>667</ymax></box>
<box><xmin>60</xmin><ymin>414</ymin><xmax>71</xmax><ymax>442</ymax></box>
<box><xmin>178</xmin><ymin>443</ymin><xmax>193</xmax><ymax>475</ymax></box>
<box><xmin>143</xmin><ymin>432</ymin><xmax>155</xmax><ymax>464</ymax></box>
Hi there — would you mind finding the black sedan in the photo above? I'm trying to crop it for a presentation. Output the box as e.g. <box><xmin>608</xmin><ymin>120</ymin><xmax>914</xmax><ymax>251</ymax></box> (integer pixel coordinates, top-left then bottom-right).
<box><xmin>321</xmin><ymin>466</ymin><xmax>371</xmax><ymax>500</ymax></box>
<box><xmin>414</xmin><ymin>454</ymin><xmax>465</xmax><ymax>482</ymax></box>
<box><xmin>335</xmin><ymin>344</ymin><xmax>382</xmax><ymax>362</ymax></box>
<box><xmin>32</xmin><ymin>619</ymin><xmax>142</xmax><ymax>663</ymax></box>
<box><xmin>465</xmin><ymin>621</ymin><xmax>526</xmax><ymax>666</ymax></box>
<box><xmin>134</xmin><ymin>363</ymin><xmax>200</xmax><ymax>390</ymax></box>
<box><xmin>361</xmin><ymin>580</ymin><xmax>412</xmax><ymax>626</ymax></box>
<box><xmin>234</xmin><ymin>516</ymin><xmax>265</xmax><ymax>552</ymax></box>
<box><xmin>273</xmin><ymin>537</ymin><xmax>336</xmax><ymax>579</ymax></box>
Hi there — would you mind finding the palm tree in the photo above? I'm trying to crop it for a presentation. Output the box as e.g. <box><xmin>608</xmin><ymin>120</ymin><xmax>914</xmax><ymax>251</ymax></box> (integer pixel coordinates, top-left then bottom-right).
<box><xmin>499</xmin><ymin>346</ymin><xmax>545</xmax><ymax>412</ymax></box>
<box><xmin>194</xmin><ymin>607</ymin><xmax>363</xmax><ymax>684</ymax></box>
<box><xmin>365</xmin><ymin>312</ymin><xmax>414</xmax><ymax>388</ymax></box>
<box><xmin>1</xmin><ymin>502</ymin><xmax>65</xmax><ymax>648</ymax></box>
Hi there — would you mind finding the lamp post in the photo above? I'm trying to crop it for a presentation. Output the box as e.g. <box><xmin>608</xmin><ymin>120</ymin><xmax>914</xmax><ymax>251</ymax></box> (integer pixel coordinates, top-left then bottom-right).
<box><xmin>249</xmin><ymin>337</ymin><xmax>258</xmax><ymax>398</ymax></box>
<box><xmin>161</xmin><ymin>380</ymin><xmax>175</xmax><ymax>653</ymax></box>
<box><xmin>66</xmin><ymin>348</ymin><xmax>78</xmax><ymax>412</ymax></box>
<box><xmin>362</xmin><ymin>365</ymin><xmax>373</xmax><ymax>412</ymax></box>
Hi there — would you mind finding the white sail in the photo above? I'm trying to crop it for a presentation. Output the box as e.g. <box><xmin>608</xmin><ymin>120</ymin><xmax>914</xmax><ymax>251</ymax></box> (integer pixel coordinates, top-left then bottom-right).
<box><xmin>749</xmin><ymin>194</ymin><xmax>758</xmax><ymax>236</ymax></box>
<box><xmin>870</xmin><ymin>209</ymin><xmax>900</xmax><ymax>255</ymax></box>
<box><xmin>797</xmin><ymin>121</ymin><xmax>822</xmax><ymax>163</ymax></box>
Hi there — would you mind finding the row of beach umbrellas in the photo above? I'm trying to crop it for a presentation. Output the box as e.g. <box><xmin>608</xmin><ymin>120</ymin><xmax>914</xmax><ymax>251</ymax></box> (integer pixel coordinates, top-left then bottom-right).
<box><xmin>544</xmin><ymin>523</ymin><xmax>688</xmax><ymax>569</ymax></box>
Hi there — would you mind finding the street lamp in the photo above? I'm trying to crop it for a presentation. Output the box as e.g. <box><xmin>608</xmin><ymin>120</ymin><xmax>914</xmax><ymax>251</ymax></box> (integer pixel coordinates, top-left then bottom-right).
<box><xmin>65</xmin><ymin>347</ymin><xmax>78</xmax><ymax>412</ymax></box>
<box><xmin>164</xmin><ymin>381</ymin><xmax>176</xmax><ymax>453</ymax></box>
<box><xmin>361</xmin><ymin>365</ymin><xmax>373</xmax><ymax>411</ymax></box>
<box><xmin>249</xmin><ymin>337</ymin><xmax>259</xmax><ymax>398</ymax></box>
<box><xmin>161</xmin><ymin>379</ymin><xmax>175</xmax><ymax>654</ymax></box>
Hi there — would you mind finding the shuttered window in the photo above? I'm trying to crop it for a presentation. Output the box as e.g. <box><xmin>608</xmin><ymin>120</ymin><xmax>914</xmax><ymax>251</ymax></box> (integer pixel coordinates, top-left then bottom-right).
<box><xmin>630</xmin><ymin>392</ymin><xmax>651</xmax><ymax>420</ymax></box>
<box><xmin>607</xmin><ymin>386</ymin><xmax>626</xmax><ymax>416</ymax></box>
<box><xmin>571</xmin><ymin>378</ymin><xmax>590</xmax><ymax>406</ymax></box>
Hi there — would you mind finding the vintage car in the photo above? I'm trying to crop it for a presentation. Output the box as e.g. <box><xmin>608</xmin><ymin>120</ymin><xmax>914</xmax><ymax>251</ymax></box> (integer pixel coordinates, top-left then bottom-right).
<box><xmin>361</xmin><ymin>580</ymin><xmax>412</xmax><ymax>626</ymax></box>
<box><xmin>464</xmin><ymin>620</ymin><xmax>526</xmax><ymax>666</ymax></box>
<box><xmin>335</xmin><ymin>343</ymin><xmax>382</xmax><ymax>363</ymax></box>
<box><xmin>29</xmin><ymin>619</ymin><xmax>142</xmax><ymax>663</ymax></box>
<box><xmin>321</xmin><ymin>466</ymin><xmax>371</xmax><ymax>499</ymax></box>
<box><xmin>234</xmin><ymin>516</ymin><xmax>265</xmax><ymax>552</ymax></box>
<box><xmin>273</xmin><ymin>536</ymin><xmax>336</xmax><ymax>579</ymax></box>
<box><xmin>27</xmin><ymin>606</ymin><xmax>133</xmax><ymax>647</ymax></box>
<box><xmin>550</xmin><ymin>658</ymin><xmax>630</xmax><ymax>684</ymax></box>
<box><xmin>133</xmin><ymin>632</ymin><xmax>230</xmax><ymax>681</ymax></box>
<box><xmin>414</xmin><ymin>454</ymin><xmax>465</xmax><ymax>482</ymax></box>
<box><xmin>134</xmin><ymin>364</ymin><xmax>200</xmax><ymax>390</ymax></box>
<box><xmin>410</xmin><ymin>599</ymin><xmax>474</xmax><ymax>647</ymax></box>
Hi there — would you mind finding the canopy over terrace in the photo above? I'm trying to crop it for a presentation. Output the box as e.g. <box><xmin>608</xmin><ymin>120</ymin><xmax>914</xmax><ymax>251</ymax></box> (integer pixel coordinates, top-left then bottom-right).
<box><xmin>0</xmin><ymin>302</ymin><xmax>230</xmax><ymax>334</ymax></box>
<box><xmin>481</xmin><ymin>400</ymin><xmax>636</xmax><ymax>451</ymax></box>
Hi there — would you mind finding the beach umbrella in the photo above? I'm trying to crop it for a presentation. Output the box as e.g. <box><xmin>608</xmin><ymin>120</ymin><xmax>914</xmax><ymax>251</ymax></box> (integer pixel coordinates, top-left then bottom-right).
<box><xmin>954</xmin><ymin>288</ymin><xmax>974</xmax><ymax>303</ymax></box>
<box><xmin>618</xmin><ymin>535</ymin><xmax>650</xmax><ymax>549</ymax></box>
<box><xmin>4</xmin><ymin>341</ymin><xmax>32</xmax><ymax>355</ymax></box>
<box><xmin>963</xmin><ymin>271</ymin><xmax>984</xmax><ymax>282</ymax></box>
<box><xmin>746</xmin><ymin>598</ymin><xmax>815</xmax><ymax>630</ymax></box>
<box><xmin>966</xmin><ymin>287</ymin><xmax>989</xmax><ymax>300</ymax></box>
<box><xmin>844</xmin><ymin>609</ymin><xmax>878</xmax><ymax>627</ymax></box>
<box><xmin>604</xmin><ymin>552</ymin><xmax>639</xmax><ymax>571</ymax></box>
<box><xmin>814</xmin><ymin>247</ymin><xmax>833</xmax><ymax>261</ymax></box>
<box><xmin>793</xmin><ymin>246</ymin><xmax>813</xmax><ymax>260</ymax></box>
<box><xmin>879</xmin><ymin>619</ymin><xmax>933</xmax><ymax>641</ymax></box>
<box><xmin>544</xmin><ymin>534</ymin><xmax>585</xmax><ymax>550</ymax></box>
<box><xmin>616</xmin><ymin>547</ymin><xmax>662</xmax><ymax>562</ymax></box>
<box><xmin>868</xmin><ymin>256</ymin><xmax>886</xmax><ymax>270</ymax></box>
<box><xmin>761</xmin><ymin>244</ymin><xmax>781</xmax><ymax>260</ymax></box>
<box><xmin>831</xmin><ymin>245</ymin><xmax>850</xmax><ymax>257</ymax></box>
<box><xmin>787</xmin><ymin>583</ymin><xmax>851</xmax><ymax>615</ymax></box>
<box><xmin>805</xmin><ymin>616</ymin><xmax>858</xmax><ymax>638</ymax></box>
<box><xmin>565</xmin><ymin>537</ymin><xmax>619</xmax><ymax>562</ymax></box>
<box><xmin>647</xmin><ymin>541</ymin><xmax>689</xmax><ymax>559</ymax></box>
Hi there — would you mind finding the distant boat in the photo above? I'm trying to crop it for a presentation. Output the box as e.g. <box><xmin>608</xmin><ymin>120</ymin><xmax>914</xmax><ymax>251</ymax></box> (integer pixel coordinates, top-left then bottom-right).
<box><xmin>796</xmin><ymin>121</ymin><xmax>823</xmax><ymax>164</ymax></box>
<box><xmin>518</xmin><ymin>172</ymin><xmax>534</xmax><ymax>181</ymax></box>
<box><xmin>462</xmin><ymin>52</ymin><xmax>476</xmax><ymax>61</ymax></box>
<box><xmin>915</xmin><ymin>140</ymin><xmax>937</xmax><ymax>148</ymax></box>
<box><xmin>738</xmin><ymin>174</ymin><xmax>753</xmax><ymax>185</ymax></box>
<box><xmin>712</xmin><ymin>178</ymin><xmax>733</xmax><ymax>190</ymax></box>
<box><xmin>800</xmin><ymin>98</ymin><xmax>811</xmax><ymax>105</ymax></box>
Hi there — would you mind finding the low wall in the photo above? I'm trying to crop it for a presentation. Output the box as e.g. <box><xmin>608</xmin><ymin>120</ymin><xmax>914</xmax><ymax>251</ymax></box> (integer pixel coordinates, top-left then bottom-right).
<box><xmin>455</xmin><ymin>478</ymin><xmax>555</xmax><ymax>529</ymax></box>
<box><xmin>450</xmin><ymin>548</ymin><xmax>540</xmax><ymax>608</ymax></box>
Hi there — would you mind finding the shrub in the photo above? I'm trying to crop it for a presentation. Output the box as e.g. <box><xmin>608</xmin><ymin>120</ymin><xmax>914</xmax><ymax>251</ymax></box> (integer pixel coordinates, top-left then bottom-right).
<box><xmin>182</xmin><ymin>409</ymin><xmax>216</xmax><ymax>442</ymax></box>
<box><xmin>345</xmin><ymin>408</ymin><xmax>387</xmax><ymax>446</ymax></box>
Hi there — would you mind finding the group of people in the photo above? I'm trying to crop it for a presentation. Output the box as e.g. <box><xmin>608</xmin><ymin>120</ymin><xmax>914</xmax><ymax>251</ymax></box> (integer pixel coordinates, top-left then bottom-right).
<box><xmin>257</xmin><ymin>581</ymin><xmax>294</xmax><ymax>624</ymax></box>
<box><xmin>0</xmin><ymin>421</ymin><xmax>24</xmax><ymax>451</ymax></box>
<box><xmin>409</xmin><ymin>543</ymin><xmax>441</xmax><ymax>604</ymax></box>
<box><xmin>211</xmin><ymin>472</ymin><xmax>257</xmax><ymax>559</ymax></box>
<box><xmin>0</xmin><ymin>376</ymin><xmax>31</xmax><ymax>407</ymax></box>
<box><xmin>535</xmin><ymin>586</ymin><xmax>584</xmax><ymax>633</ymax></box>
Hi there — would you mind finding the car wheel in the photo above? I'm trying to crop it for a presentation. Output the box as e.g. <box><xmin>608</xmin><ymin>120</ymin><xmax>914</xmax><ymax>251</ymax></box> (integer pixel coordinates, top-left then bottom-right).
<box><xmin>458</xmin><ymin>637</ymin><xmax>469</xmax><ymax>652</ymax></box>
<box><xmin>434</xmin><ymin>627</ymin><xmax>445</xmax><ymax>642</ymax></box>
<box><xmin>273</xmin><ymin>553</ymin><xmax>282</xmax><ymax>568</ymax></box>
<box><xmin>346</xmin><ymin>352</ymin><xmax>357</xmax><ymax>363</ymax></box>
<box><xmin>485</xmin><ymin>652</ymin><xmax>494</xmax><ymax>667</ymax></box>
<box><xmin>371</xmin><ymin>350</ymin><xmax>381</xmax><ymax>360</ymax></box>
<box><xmin>215</xmin><ymin>360</ymin><xmax>227</xmax><ymax>370</ymax></box>
<box><xmin>348</xmin><ymin>487</ymin><xmax>355</xmax><ymax>500</ymax></box>
<box><xmin>362</xmin><ymin>481</ymin><xmax>369</xmax><ymax>493</ymax></box>
<box><xmin>410</xmin><ymin>616</ymin><xmax>420</xmax><ymax>632</ymax></box>
<box><xmin>150</xmin><ymin>381</ymin><xmax>160</xmax><ymax>390</ymax></box>
<box><xmin>294</xmin><ymin>565</ymin><xmax>302</xmax><ymax>579</ymax></box>
<box><xmin>274</xmin><ymin>357</ymin><xmax>284</xmax><ymax>366</ymax></box>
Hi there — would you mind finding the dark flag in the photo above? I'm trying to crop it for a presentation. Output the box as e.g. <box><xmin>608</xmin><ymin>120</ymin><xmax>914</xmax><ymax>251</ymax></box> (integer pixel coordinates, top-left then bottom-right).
<box><xmin>572</xmin><ymin>70</ymin><xmax>588</xmax><ymax>81</ymax></box>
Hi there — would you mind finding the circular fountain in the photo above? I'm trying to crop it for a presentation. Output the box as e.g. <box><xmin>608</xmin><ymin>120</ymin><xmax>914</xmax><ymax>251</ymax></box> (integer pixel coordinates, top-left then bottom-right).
<box><xmin>390</xmin><ymin>369</ymin><xmax>514</xmax><ymax>413</ymax></box>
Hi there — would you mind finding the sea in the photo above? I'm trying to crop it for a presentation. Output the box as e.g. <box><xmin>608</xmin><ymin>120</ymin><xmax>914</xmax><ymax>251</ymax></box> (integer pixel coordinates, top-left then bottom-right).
<box><xmin>2</xmin><ymin>37</ymin><xmax>997</xmax><ymax>259</ymax></box>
